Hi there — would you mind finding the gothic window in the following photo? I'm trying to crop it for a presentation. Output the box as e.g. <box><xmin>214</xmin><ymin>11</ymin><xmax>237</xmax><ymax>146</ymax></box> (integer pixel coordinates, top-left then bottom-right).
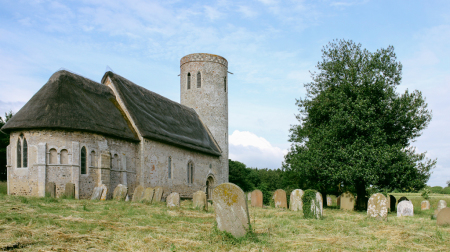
<box><xmin>187</xmin><ymin>73</ymin><xmax>191</xmax><ymax>89</ymax></box>
<box><xmin>49</xmin><ymin>148</ymin><xmax>57</xmax><ymax>164</ymax></box>
<box><xmin>187</xmin><ymin>161</ymin><xmax>194</xmax><ymax>184</ymax></box>
<box><xmin>17</xmin><ymin>138</ymin><xmax>22</xmax><ymax>168</ymax></box>
<box><xmin>90</xmin><ymin>151</ymin><xmax>96</xmax><ymax>167</ymax></box>
<box><xmin>224</xmin><ymin>76</ymin><xmax>227</xmax><ymax>92</ymax></box>
<box><xmin>81</xmin><ymin>147</ymin><xmax>86</xmax><ymax>174</ymax></box>
<box><xmin>23</xmin><ymin>138</ymin><xmax>27</xmax><ymax>167</ymax></box>
<box><xmin>197</xmin><ymin>72</ymin><xmax>201</xmax><ymax>88</ymax></box>
<box><xmin>60</xmin><ymin>149</ymin><xmax>68</xmax><ymax>164</ymax></box>
<box><xmin>168</xmin><ymin>156</ymin><xmax>172</xmax><ymax>179</ymax></box>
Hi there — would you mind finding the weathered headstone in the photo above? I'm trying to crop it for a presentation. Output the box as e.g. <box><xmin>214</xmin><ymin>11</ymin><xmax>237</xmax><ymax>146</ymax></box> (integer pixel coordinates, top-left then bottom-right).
<box><xmin>166</xmin><ymin>192</ymin><xmax>180</xmax><ymax>208</ymax></box>
<box><xmin>336</xmin><ymin>196</ymin><xmax>341</xmax><ymax>207</ymax></box>
<box><xmin>397</xmin><ymin>200</ymin><xmax>414</xmax><ymax>217</ymax></box>
<box><xmin>389</xmin><ymin>195</ymin><xmax>396</xmax><ymax>212</ymax></box>
<box><xmin>45</xmin><ymin>182</ymin><xmax>56</xmax><ymax>198</ymax></box>
<box><xmin>64</xmin><ymin>183</ymin><xmax>75</xmax><ymax>198</ymax></box>
<box><xmin>434</xmin><ymin>200</ymin><xmax>447</xmax><ymax>218</ymax></box>
<box><xmin>273</xmin><ymin>189</ymin><xmax>287</xmax><ymax>208</ymax></box>
<box><xmin>421</xmin><ymin>200</ymin><xmax>430</xmax><ymax>210</ymax></box>
<box><xmin>153</xmin><ymin>186</ymin><xmax>164</xmax><ymax>202</ymax></box>
<box><xmin>340</xmin><ymin>192</ymin><xmax>355</xmax><ymax>211</ymax></box>
<box><xmin>437</xmin><ymin>207</ymin><xmax>450</xmax><ymax>226</ymax></box>
<box><xmin>247</xmin><ymin>193</ymin><xmax>251</xmax><ymax>201</ymax></box>
<box><xmin>91</xmin><ymin>187</ymin><xmax>103</xmax><ymax>200</ymax></box>
<box><xmin>398</xmin><ymin>196</ymin><xmax>409</xmax><ymax>204</ymax></box>
<box><xmin>193</xmin><ymin>191</ymin><xmax>207</xmax><ymax>210</ymax></box>
<box><xmin>312</xmin><ymin>192</ymin><xmax>323</xmax><ymax>218</ymax></box>
<box><xmin>326</xmin><ymin>195</ymin><xmax>332</xmax><ymax>207</ymax></box>
<box><xmin>289</xmin><ymin>189</ymin><xmax>304</xmax><ymax>211</ymax></box>
<box><xmin>125</xmin><ymin>195</ymin><xmax>130</xmax><ymax>201</ymax></box>
<box><xmin>367</xmin><ymin>193</ymin><xmax>388</xmax><ymax>220</ymax></box>
<box><xmin>213</xmin><ymin>183</ymin><xmax>249</xmax><ymax>238</ymax></box>
<box><xmin>100</xmin><ymin>184</ymin><xmax>108</xmax><ymax>201</ymax></box>
<box><xmin>251</xmin><ymin>189</ymin><xmax>263</xmax><ymax>208</ymax></box>
<box><xmin>132</xmin><ymin>185</ymin><xmax>145</xmax><ymax>202</ymax></box>
<box><xmin>113</xmin><ymin>184</ymin><xmax>128</xmax><ymax>201</ymax></box>
<box><xmin>142</xmin><ymin>187</ymin><xmax>154</xmax><ymax>203</ymax></box>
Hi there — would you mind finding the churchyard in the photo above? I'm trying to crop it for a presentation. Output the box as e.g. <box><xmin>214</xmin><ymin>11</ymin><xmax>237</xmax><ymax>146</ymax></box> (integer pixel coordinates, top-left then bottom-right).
<box><xmin>1</xmin><ymin>181</ymin><xmax>450</xmax><ymax>251</ymax></box>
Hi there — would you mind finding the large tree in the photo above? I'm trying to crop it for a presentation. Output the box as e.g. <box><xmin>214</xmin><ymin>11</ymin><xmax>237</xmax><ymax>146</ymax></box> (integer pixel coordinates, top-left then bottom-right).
<box><xmin>285</xmin><ymin>39</ymin><xmax>436</xmax><ymax>209</ymax></box>
<box><xmin>0</xmin><ymin>111</ymin><xmax>14</xmax><ymax>181</ymax></box>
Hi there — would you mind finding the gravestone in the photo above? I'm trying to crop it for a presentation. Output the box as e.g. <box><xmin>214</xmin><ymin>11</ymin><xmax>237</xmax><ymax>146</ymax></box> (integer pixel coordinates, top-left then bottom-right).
<box><xmin>273</xmin><ymin>189</ymin><xmax>287</xmax><ymax>208</ymax></box>
<box><xmin>389</xmin><ymin>195</ymin><xmax>396</xmax><ymax>212</ymax></box>
<box><xmin>251</xmin><ymin>189</ymin><xmax>263</xmax><ymax>208</ymax></box>
<box><xmin>421</xmin><ymin>200</ymin><xmax>430</xmax><ymax>210</ymax></box>
<box><xmin>45</xmin><ymin>182</ymin><xmax>56</xmax><ymax>198</ymax></box>
<box><xmin>213</xmin><ymin>183</ymin><xmax>249</xmax><ymax>238</ymax></box>
<box><xmin>397</xmin><ymin>200</ymin><xmax>414</xmax><ymax>217</ymax></box>
<box><xmin>398</xmin><ymin>196</ymin><xmax>409</xmax><ymax>204</ymax></box>
<box><xmin>125</xmin><ymin>195</ymin><xmax>129</xmax><ymax>201</ymax></box>
<box><xmin>100</xmin><ymin>184</ymin><xmax>108</xmax><ymax>201</ymax></box>
<box><xmin>437</xmin><ymin>207</ymin><xmax>450</xmax><ymax>226</ymax></box>
<box><xmin>113</xmin><ymin>184</ymin><xmax>128</xmax><ymax>201</ymax></box>
<box><xmin>367</xmin><ymin>193</ymin><xmax>388</xmax><ymax>220</ymax></box>
<box><xmin>64</xmin><ymin>183</ymin><xmax>75</xmax><ymax>198</ymax></box>
<box><xmin>340</xmin><ymin>192</ymin><xmax>355</xmax><ymax>211</ymax></box>
<box><xmin>193</xmin><ymin>191</ymin><xmax>207</xmax><ymax>210</ymax></box>
<box><xmin>166</xmin><ymin>192</ymin><xmax>180</xmax><ymax>208</ymax></box>
<box><xmin>132</xmin><ymin>185</ymin><xmax>145</xmax><ymax>202</ymax></box>
<box><xmin>142</xmin><ymin>187</ymin><xmax>154</xmax><ymax>203</ymax></box>
<box><xmin>336</xmin><ymin>196</ymin><xmax>341</xmax><ymax>207</ymax></box>
<box><xmin>91</xmin><ymin>187</ymin><xmax>103</xmax><ymax>200</ymax></box>
<box><xmin>327</xmin><ymin>195</ymin><xmax>332</xmax><ymax>206</ymax></box>
<box><xmin>247</xmin><ymin>193</ymin><xmax>251</xmax><ymax>201</ymax></box>
<box><xmin>434</xmin><ymin>200</ymin><xmax>447</xmax><ymax>218</ymax></box>
<box><xmin>312</xmin><ymin>192</ymin><xmax>323</xmax><ymax>218</ymax></box>
<box><xmin>289</xmin><ymin>189</ymin><xmax>303</xmax><ymax>211</ymax></box>
<box><xmin>153</xmin><ymin>186</ymin><xmax>164</xmax><ymax>202</ymax></box>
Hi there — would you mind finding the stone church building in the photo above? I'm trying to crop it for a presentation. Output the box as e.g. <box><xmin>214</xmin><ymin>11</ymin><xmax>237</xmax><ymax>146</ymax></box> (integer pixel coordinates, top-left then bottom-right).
<box><xmin>1</xmin><ymin>53</ymin><xmax>229</xmax><ymax>200</ymax></box>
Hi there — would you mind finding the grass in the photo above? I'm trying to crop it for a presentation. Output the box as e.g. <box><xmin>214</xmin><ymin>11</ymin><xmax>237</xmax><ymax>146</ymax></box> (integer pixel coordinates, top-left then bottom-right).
<box><xmin>0</xmin><ymin>181</ymin><xmax>7</xmax><ymax>195</ymax></box>
<box><xmin>1</xmin><ymin>193</ymin><xmax>450</xmax><ymax>251</ymax></box>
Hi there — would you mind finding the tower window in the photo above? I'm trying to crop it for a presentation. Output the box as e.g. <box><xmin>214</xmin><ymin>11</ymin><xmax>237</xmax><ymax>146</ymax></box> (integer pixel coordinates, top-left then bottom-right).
<box><xmin>187</xmin><ymin>73</ymin><xmax>191</xmax><ymax>89</ymax></box>
<box><xmin>81</xmin><ymin>146</ymin><xmax>86</xmax><ymax>174</ymax></box>
<box><xmin>60</xmin><ymin>149</ymin><xmax>68</xmax><ymax>164</ymax></box>
<box><xmin>187</xmin><ymin>161</ymin><xmax>194</xmax><ymax>184</ymax></box>
<box><xmin>224</xmin><ymin>76</ymin><xmax>227</xmax><ymax>92</ymax></box>
<box><xmin>197</xmin><ymin>72</ymin><xmax>201</xmax><ymax>88</ymax></box>
<box><xmin>168</xmin><ymin>156</ymin><xmax>172</xmax><ymax>179</ymax></box>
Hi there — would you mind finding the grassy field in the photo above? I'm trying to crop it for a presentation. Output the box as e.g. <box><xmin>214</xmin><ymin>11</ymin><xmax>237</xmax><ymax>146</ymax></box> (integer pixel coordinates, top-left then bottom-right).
<box><xmin>1</xmin><ymin>188</ymin><xmax>450</xmax><ymax>251</ymax></box>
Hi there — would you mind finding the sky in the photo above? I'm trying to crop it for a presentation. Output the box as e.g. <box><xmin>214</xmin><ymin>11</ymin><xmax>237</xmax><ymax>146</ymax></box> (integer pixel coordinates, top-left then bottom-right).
<box><xmin>0</xmin><ymin>0</ymin><xmax>449</xmax><ymax>186</ymax></box>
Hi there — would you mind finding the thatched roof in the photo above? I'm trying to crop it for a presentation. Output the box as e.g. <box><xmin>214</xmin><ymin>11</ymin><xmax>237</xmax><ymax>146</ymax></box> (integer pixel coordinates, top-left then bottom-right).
<box><xmin>102</xmin><ymin>72</ymin><xmax>221</xmax><ymax>156</ymax></box>
<box><xmin>1</xmin><ymin>70</ymin><xmax>139</xmax><ymax>141</ymax></box>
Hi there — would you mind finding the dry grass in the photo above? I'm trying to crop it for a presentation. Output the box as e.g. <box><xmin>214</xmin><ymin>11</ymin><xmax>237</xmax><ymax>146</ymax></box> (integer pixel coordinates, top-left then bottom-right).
<box><xmin>1</xmin><ymin>193</ymin><xmax>450</xmax><ymax>251</ymax></box>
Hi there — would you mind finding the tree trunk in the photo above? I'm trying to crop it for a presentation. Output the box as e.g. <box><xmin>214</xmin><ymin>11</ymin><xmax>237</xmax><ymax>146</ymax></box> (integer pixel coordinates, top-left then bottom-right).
<box><xmin>355</xmin><ymin>182</ymin><xmax>367</xmax><ymax>211</ymax></box>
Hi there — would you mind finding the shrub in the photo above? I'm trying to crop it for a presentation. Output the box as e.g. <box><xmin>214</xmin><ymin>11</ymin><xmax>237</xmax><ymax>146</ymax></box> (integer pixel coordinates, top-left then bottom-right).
<box><xmin>431</xmin><ymin>186</ymin><xmax>443</xmax><ymax>194</ymax></box>
<box><xmin>421</xmin><ymin>188</ymin><xmax>431</xmax><ymax>199</ymax></box>
<box><xmin>442</xmin><ymin>187</ymin><xmax>450</xmax><ymax>195</ymax></box>
<box><xmin>302</xmin><ymin>189</ymin><xmax>319</xmax><ymax>219</ymax></box>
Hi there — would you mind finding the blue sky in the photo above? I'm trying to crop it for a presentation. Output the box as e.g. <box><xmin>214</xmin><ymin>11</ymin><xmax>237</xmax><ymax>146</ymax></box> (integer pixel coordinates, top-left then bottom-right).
<box><xmin>1</xmin><ymin>0</ymin><xmax>449</xmax><ymax>186</ymax></box>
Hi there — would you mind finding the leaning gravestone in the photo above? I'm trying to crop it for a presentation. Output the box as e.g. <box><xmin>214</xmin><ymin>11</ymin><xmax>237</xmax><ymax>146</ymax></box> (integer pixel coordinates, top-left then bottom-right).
<box><xmin>167</xmin><ymin>192</ymin><xmax>180</xmax><ymax>208</ymax></box>
<box><xmin>46</xmin><ymin>182</ymin><xmax>56</xmax><ymax>198</ymax></box>
<box><xmin>64</xmin><ymin>183</ymin><xmax>75</xmax><ymax>198</ymax></box>
<box><xmin>142</xmin><ymin>187</ymin><xmax>154</xmax><ymax>203</ymax></box>
<box><xmin>113</xmin><ymin>184</ymin><xmax>128</xmax><ymax>201</ymax></box>
<box><xmin>397</xmin><ymin>200</ymin><xmax>414</xmax><ymax>217</ymax></box>
<box><xmin>213</xmin><ymin>183</ymin><xmax>249</xmax><ymax>238</ymax></box>
<box><xmin>434</xmin><ymin>200</ymin><xmax>447</xmax><ymax>218</ymax></box>
<box><xmin>389</xmin><ymin>195</ymin><xmax>396</xmax><ymax>212</ymax></box>
<box><xmin>327</xmin><ymin>195</ymin><xmax>332</xmax><ymax>207</ymax></box>
<box><xmin>273</xmin><ymin>189</ymin><xmax>287</xmax><ymax>208</ymax></box>
<box><xmin>153</xmin><ymin>186</ymin><xmax>164</xmax><ymax>202</ymax></box>
<box><xmin>91</xmin><ymin>187</ymin><xmax>103</xmax><ymax>200</ymax></box>
<box><xmin>100</xmin><ymin>184</ymin><xmax>108</xmax><ymax>201</ymax></box>
<box><xmin>132</xmin><ymin>185</ymin><xmax>145</xmax><ymax>202</ymax></box>
<box><xmin>421</xmin><ymin>200</ymin><xmax>430</xmax><ymax>210</ymax></box>
<box><xmin>340</xmin><ymin>192</ymin><xmax>355</xmax><ymax>211</ymax></box>
<box><xmin>193</xmin><ymin>191</ymin><xmax>207</xmax><ymax>210</ymax></box>
<box><xmin>251</xmin><ymin>189</ymin><xmax>263</xmax><ymax>208</ymax></box>
<box><xmin>367</xmin><ymin>193</ymin><xmax>388</xmax><ymax>220</ymax></box>
<box><xmin>289</xmin><ymin>189</ymin><xmax>304</xmax><ymax>211</ymax></box>
<box><xmin>437</xmin><ymin>207</ymin><xmax>450</xmax><ymax>226</ymax></box>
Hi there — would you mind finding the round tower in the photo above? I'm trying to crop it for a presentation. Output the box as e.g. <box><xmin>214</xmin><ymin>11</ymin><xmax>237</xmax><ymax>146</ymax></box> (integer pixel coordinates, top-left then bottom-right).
<box><xmin>180</xmin><ymin>53</ymin><xmax>228</xmax><ymax>183</ymax></box>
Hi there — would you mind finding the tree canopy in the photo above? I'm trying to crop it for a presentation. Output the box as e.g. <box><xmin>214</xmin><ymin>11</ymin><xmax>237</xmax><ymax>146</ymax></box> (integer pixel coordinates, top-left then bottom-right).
<box><xmin>0</xmin><ymin>111</ymin><xmax>14</xmax><ymax>181</ymax></box>
<box><xmin>284</xmin><ymin>39</ymin><xmax>435</xmax><ymax>209</ymax></box>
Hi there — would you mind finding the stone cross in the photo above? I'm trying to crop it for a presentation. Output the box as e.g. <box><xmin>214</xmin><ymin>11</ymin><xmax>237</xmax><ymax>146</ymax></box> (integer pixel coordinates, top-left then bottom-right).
<box><xmin>340</xmin><ymin>192</ymin><xmax>355</xmax><ymax>211</ymax></box>
<box><xmin>251</xmin><ymin>189</ymin><xmax>263</xmax><ymax>208</ymax></box>
<box><xmin>167</xmin><ymin>192</ymin><xmax>180</xmax><ymax>208</ymax></box>
<box><xmin>367</xmin><ymin>193</ymin><xmax>388</xmax><ymax>220</ymax></box>
<box><xmin>273</xmin><ymin>189</ymin><xmax>287</xmax><ymax>208</ymax></box>
<box><xmin>397</xmin><ymin>200</ymin><xmax>414</xmax><ymax>217</ymax></box>
<box><xmin>132</xmin><ymin>185</ymin><xmax>145</xmax><ymax>202</ymax></box>
<box><xmin>193</xmin><ymin>191</ymin><xmax>207</xmax><ymax>210</ymax></box>
<box><xmin>289</xmin><ymin>189</ymin><xmax>303</xmax><ymax>211</ymax></box>
<box><xmin>421</xmin><ymin>200</ymin><xmax>430</xmax><ymax>210</ymax></box>
<box><xmin>113</xmin><ymin>184</ymin><xmax>128</xmax><ymax>201</ymax></box>
<box><xmin>153</xmin><ymin>186</ymin><xmax>164</xmax><ymax>202</ymax></box>
<box><xmin>45</xmin><ymin>182</ymin><xmax>56</xmax><ymax>198</ymax></box>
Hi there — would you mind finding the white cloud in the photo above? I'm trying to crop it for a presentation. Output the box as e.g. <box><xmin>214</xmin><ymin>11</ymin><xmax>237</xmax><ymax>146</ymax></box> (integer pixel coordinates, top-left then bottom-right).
<box><xmin>229</xmin><ymin>130</ymin><xmax>288</xmax><ymax>169</ymax></box>
<box><xmin>204</xmin><ymin>6</ymin><xmax>223</xmax><ymax>21</ymax></box>
<box><xmin>237</xmin><ymin>6</ymin><xmax>258</xmax><ymax>18</ymax></box>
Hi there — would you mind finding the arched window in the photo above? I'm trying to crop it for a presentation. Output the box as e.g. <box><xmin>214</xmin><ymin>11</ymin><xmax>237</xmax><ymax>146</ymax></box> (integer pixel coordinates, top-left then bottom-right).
<box><xmin>224</xmin><ymin>76</ymin><xmax>227</xmax><ymax>92</ymax></box>
<box><xmin>90</xmin><ymin>151</ymin><xmax>96</xmax><ymax>167</ymax></box>
<box><xmin>197</xmin><ymin>72</ymin><xmax>201</xmax><ymax>88</ymax></box>
<box><xmin>187</xmin><ymin>161</ymin><xmax>194</xmax><ymax>184</ymax></box>
<box><xmin>17</xmin><ymin>138</ymin><xmax>22</xmax><ymax>168</ymax></box>
<box><xmin>23</xmin><ymin>138</ymin><xmax>27</xmax><ymax>167</ymax></box>
<box><xmin>81</xmin><ymin>147</ymin><xmax>86</xmax><ymax>174</ymax></box>
<box><xmin>113</xmin><ymin>154</ymin><xmax>119</xmax><ymax>169</ymax></box>
<box><xmin>60</xmin><ymin>149</ymin><xmax>68</xmax><ymax>164</ymax></box>
<box><xmin>168</xmin><ymin>157</ymin><xmax>172</xmax><ymax>179</ymax></box>
<box><xmin>187</xmin><ymin>73</ymin><xmax>191</xmax><ymax>89</ymax></box>
<box><xmin>49</xmin><ymin>149</ymin><xmax>57</xmax><ymax>164</ymax></box>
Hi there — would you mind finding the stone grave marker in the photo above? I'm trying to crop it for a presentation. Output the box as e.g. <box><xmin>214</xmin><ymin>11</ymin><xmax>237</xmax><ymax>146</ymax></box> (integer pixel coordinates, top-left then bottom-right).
<box><xmin>437</xmin><ymin>207</ymin><xmax>450</xmax><ymax>226</ymax></box>
<box><xmin>310</xmin><ymin>192</ymin><xmax>323</xmax><ymax>218</ymax></box>
<box><xmin>421</xmin><ymin>200</ymin><xmax>430</xmax><ymax>210</ymax></box>
<box><xmin>397</xmin><ymin>200</ymin><xmax>414</xmax><ymax>217</ymax></box>
<box><xmin>327</xmin><ymin>195</ymin><xmax>332</xmax><ymax>207</ymax></box>
<box><xmin>142</xmin><ymin>187</ymin><xmax>154</xmax><ymax>203</ymax></box>
<box><xmin>193</xmin><ymin>191</ymin><xmax>207</xmax><ymax>210</ymax></box>
<box><xmin>434</xmin><ymin>200</ymin><xmax>447</xmax><ymax>218</ymax></box>
<box><xmin>153</xmin><ymin>186</ymin><xmax>164</xmax><ymax>202</ymax></box>
<box><xmin>113</xmin><ymin>184</ymin><xmax>128</xmax><ymax>201</ymax></box>
<box><xmin>367</xmin><ymin>193</ymin><xmax>388</xmax><ymax>220</ymax></box>
<box><xmin>64</xmin><ymin>183</ymin><xmax>75</xmax><ymax>198</ymax></box>
<box><xmin>389</xmin><ymin>195</ymin><xmax>396</xmax><ymax>212</ymax></box>
<box><xmin>167</xmin><ymin>192</ymin><xmax>180</xmax><ymax>208</ymax></box>
<box><xmin>100</xmin><ymin>184</ymin><xmax>108</xmax><ymax>201</ymax></box>
<box><xmin>273</xmin><ymin>189</ymin><xmax>287</xmax><ymax>208</ymax></box>
<box><xmin>251</xmin><ymin>189</ymin><xmax>263</xmax><ymax>208</ymax></box>
<box><xmin>45</xmin><ymin>182</ymin><xmax>56</xmax><ymax>198</ymax></box>
<box><xmin>125</xmin><ymin>195</ymin><xmax>130</xmax><ymax>201</ymax></box>
<box><xmin>340</xmin><ymin>192</ymin><xmax>355</xmax><ymax>211</ymax></box>
<box><xmin>336</xmin><ymin>196</ymin><xmax>341</xmax><ymax>207</ymax></box>
<box><xmin>213</xmin><ymin>183</ymin><xmax>249</xmax><ymax>238</ymax></box>
<box><xmin>247</xmin><ymin>193</ymin><xmax>251</xmax><ymax>201</ymax></box>
<box><xmin>91</xmin><ymin>187</ymin><xmax>103</xmax><ymax>200</ymax></box>
<box><xmin>289</xmin><ymin>189</ymin><xmax>304</xmax><ymax>211</ymax></box>
<box><xmin>398</xmin><ymin>196</ymin><xmax>409</xmax><ymax>204</ymax></box>
<box><xmin>132</xmin><ymin>185</ymin><xmax>145</xmax><ymax>202</ymax></box>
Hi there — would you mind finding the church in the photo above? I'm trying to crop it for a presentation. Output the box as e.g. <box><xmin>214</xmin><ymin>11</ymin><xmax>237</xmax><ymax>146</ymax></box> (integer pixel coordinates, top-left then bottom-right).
<box><xmin>1</xmin><ymin>53</ymin><xmax>229</xmax><ymax>200</ymax></box>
